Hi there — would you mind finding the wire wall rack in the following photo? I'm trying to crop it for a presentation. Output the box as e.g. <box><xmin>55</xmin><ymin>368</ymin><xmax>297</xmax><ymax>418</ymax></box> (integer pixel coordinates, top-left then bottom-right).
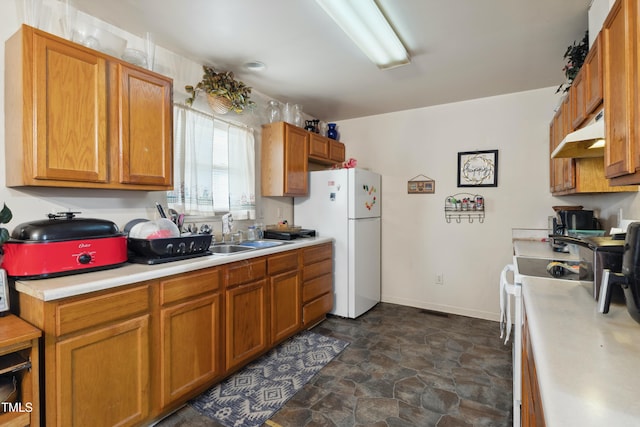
<box><xmin>445</xmin><ymin>193</ymin><xmax>485</xmax><ymax>223</ymax></box>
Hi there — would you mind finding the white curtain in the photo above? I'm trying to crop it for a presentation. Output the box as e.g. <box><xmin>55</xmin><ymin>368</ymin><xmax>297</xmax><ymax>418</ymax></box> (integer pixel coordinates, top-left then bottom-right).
<box><xmin>168</xmin><ymin>105</ymin><xmax>255</xmax><ymax>219</ymax></box>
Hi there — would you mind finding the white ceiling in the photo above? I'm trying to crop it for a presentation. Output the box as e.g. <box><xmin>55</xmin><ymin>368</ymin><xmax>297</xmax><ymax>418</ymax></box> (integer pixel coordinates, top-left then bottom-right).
<box><xmin>74</xmin><ymin>0</ymin><xmax>591</xmax><ymax>121</ymax></box>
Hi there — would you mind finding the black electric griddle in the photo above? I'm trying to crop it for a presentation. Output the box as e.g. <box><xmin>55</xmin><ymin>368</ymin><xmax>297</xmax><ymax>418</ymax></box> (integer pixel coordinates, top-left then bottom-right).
<box><xmin>263</xmin><ymin>229</ymin><xmax>316</xmax><ymax>240</ymax></box>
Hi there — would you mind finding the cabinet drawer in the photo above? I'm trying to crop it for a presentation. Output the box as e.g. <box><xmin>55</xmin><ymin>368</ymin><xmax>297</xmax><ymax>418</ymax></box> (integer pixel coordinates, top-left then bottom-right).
<box><xmin>303</xmin><ymin>258</ymin><xmax>332</xmax><ymax>282</ymax></box>
<box><xmin>226</xmin><ymin>259</ymin><xmax>267</xmax><ymax>288</ymax></box>
<box><xmin>303</xmin><ymin>292</ymin><xmax>333</xmax><ymax>326</ymax></box>
<box><xmin>267</xmin><ymin>251</ymin><xmax>299</xmax><ymax>275</ymax></box>
<box><xmin>160</xmin><ymin>268</ymin><xmax>221</xmax><ymax>306</ymax></box>
<box><xmin>56</xmin><ymin>284</ymin><xmax>149</xmax><ymax>336</ymax></box>
<box><xmin>303</xmin><ymin>274</ymin><xmax>332</xmax><ymax>303</ymax></box>
<box><xmin>303</xmin><ymin>243</ymin><xmax>332</xmax><ymax>265</ymax></box>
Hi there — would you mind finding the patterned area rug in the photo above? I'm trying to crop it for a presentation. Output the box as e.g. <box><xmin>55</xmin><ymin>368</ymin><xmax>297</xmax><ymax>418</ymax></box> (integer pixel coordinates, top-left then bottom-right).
<box><xmin>190</xmin><ymin>330</ymin><xmax>349</xmax><ymax>427</ymax></box>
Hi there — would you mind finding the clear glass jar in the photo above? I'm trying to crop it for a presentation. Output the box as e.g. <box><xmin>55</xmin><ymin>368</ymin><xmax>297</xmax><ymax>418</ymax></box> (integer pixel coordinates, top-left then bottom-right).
<box><xmin>247</xmin><ymin>225</ymin><xmax>257</xmax><ymax>241</ymax></box>
<box><xmin>282</xmin><ymin>103</ymin><xmax>293</xmax><ymax>124</ymax></box>
<box><xmin>266</xmin><ymin>100</ymin><xmax>282</xmax><ymax>123</ymax></box>
<box><xmin>292</xmin><ymin>104</ymin><xmax>303</xmax><ymax>127</ymax></box>
<box><xmin>255</xmin><ymin>222</ymin><xmax>264</xmax><ymax>239</ymax></box>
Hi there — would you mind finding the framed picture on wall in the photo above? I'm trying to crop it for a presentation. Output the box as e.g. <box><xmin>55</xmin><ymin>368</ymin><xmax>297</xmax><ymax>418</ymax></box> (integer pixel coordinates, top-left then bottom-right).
<box><xmin>457</xmin><ymin>150</ymin><xmax>498</xmax><ymax>187</ymax></box>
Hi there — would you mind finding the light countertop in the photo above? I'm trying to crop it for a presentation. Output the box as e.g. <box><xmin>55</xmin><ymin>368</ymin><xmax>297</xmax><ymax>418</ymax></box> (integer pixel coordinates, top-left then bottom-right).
<box><xmin>13</xmin><ymin>237</ymin><xmax>333</xmax><ymax>301</ymax></box>
<box><xmin>516</xmin><ymin>239</ymin><xmax>640</xmax><ymax>426</ymax></box>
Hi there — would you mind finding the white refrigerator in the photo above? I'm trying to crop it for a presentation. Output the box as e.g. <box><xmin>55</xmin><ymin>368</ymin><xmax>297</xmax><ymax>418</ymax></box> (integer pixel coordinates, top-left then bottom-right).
<box><xmin>294</xmin><ymin>168</ymin><xmax>381</xmax><ymax>318</ymax></box>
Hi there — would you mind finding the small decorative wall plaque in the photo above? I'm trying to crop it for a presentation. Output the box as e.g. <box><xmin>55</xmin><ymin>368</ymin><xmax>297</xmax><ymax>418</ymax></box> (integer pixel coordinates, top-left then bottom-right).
<box><xmin>407</xmin><ymin>175</ymin><xmax>435</xmax><ymax>194</ymax></box>
<box><xmin>457</xmin><ymin>150</ymin><xmax>498</xmax><ymax>187</ymax></box>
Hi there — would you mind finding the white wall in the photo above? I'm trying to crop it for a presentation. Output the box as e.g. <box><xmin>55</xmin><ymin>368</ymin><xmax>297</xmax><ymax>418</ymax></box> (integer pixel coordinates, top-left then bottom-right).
<box><xmin>0</xmin><ymin>1</ymin><xmax>294</xmax><ymax>237</ymax></box>
<box><xmin>335</xmin><ymin>88</ymin><xmax>640</xmax><ymax>321</ymax></box>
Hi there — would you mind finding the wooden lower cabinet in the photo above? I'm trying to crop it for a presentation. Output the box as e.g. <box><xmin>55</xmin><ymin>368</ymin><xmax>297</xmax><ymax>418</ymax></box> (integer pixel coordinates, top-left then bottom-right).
<box><xmin>301</xmin><ymin>243</ymin><xmax>334</xmax><ymax>326</ymax></box>
<box><xmin>57</xmin><ymin>316</ymin><xmax>150</xmax><ymax>427</ymax></box>
<box><xmin>158</xmin><ymin>268</ymin><xmax>223</xmax><ymax>409</ymax></box>
<box><xmin>225</xmin><ymin>258</ymin><xmax>268</xmax><ymax>372</ymax></box>
<box><xmin>268</xmin><ymin>252</ymin><xmax>301</xmax><ymax>345</ymax></box>
<box><xmin>522</xmin><ymin>306</ymin><xmax>545</xmax><ymax>427</ymax></box>
<box><xmin>18</xmin><ymin>283</ymin><xmax>151</xmax><ymax>427</ymax></box>
<box><xmin>16</xmin><ymin>243</ymin><xmax>333</xmax><ymax>426</ymax></box>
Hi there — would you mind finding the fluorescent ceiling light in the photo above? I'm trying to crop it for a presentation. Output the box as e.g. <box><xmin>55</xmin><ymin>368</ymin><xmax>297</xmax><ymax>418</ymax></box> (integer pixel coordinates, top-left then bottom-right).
<box><xmin>315</xmin><ymin>0</ymin><xmax>410</xmax><ymax>69</ymax></box>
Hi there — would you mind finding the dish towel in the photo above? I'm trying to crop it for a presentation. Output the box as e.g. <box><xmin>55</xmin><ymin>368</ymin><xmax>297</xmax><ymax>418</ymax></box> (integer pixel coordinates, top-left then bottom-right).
<box><xmin>500</xmin><ymin>264</ymin><xmax>515</xmax><ymax>344</ymax></box>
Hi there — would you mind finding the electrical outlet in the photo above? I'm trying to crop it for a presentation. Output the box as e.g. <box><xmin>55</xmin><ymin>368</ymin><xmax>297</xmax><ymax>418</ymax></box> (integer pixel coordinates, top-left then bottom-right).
<box><xmin>435</xmin><ymin>273</ymin><xmax>444</xmax><ymax>285</ymax></box>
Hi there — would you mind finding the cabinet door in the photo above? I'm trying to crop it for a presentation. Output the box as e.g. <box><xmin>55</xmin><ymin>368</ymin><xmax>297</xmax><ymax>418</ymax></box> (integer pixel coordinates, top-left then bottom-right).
<box><xmin>585</xmin><ymin>34</ymin><xmax>603</xmax><ymax>114</ymax></box>
<box><xmin>225</xmin><ymin>280</ymin><xmax>268</xmax><ymax>372</ymax></box>
<box><xmin>522</xmin><ymin>310</ymin><xmax>546</xmax><ymax>427</ymax></box>
<box><xmin>33</xmin><ymin>30</ymin><xmax>109</xmax><ymax>183</ymax></box>
<box><xmin>160</xmin><ymin>294</ymin><xmax>222</xmax><ymax>408</ymax></box>
<box><xmin>604</xmin><ymin>0</ymin><xmax>637</xmax><ymax>178</ymax></box>
<box><xmin>550</xmin><ymin>108</ymin><xmax>573</xmax><ymax>193</ymax></box>
<box><xmin>309</xmin><ymin>134</ymin><xmax>330</xmax><ymax>160</ymax></box>
<box><xmin>57</xmin><ymin>316</ymin><xmax>149</xmax><ymax>427</ymax></box>
<box><xmin>329</xmin><ymin>140</ymin><xmax>346</xmax><ymax>163</ymax></box>
<box><xmin>561</xmin><ymin>97</ymin><xmax>576</xmax><ymax>191</ymax></box>
<box><xmin>284</xmin><ymin>125</ymin><xmax>309</xmax><ymax>196</ymax></box>
<box><xmin>270</xmin><ymin>270</ymin><xmax>301</xmax><ymax>345</ymax></box>
<box><xmin>549</xmin><ymin>120</ymin><xmax>556</xmax><ymax>193</ymax></box>
<box><xmin>116</xmin><ymin>64</ymin><xmax>173</xmax><ymax>188</ymax></box>
<box><xmin>570</xmin><ymin>70</ymin><xmax>586</xmax><ymax>129</ymax></box>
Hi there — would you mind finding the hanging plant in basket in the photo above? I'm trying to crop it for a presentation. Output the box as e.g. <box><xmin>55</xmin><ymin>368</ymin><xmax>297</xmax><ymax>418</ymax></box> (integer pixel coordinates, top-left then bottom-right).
<box><xmin>556</xmin><ymin>31</ymin><xmax>589</xmax><ymax>94</ymax></box>
<box><xmin>185</xmin><ymin>65</ymin><xmax>256</xmax><ymax>114</ymax></box>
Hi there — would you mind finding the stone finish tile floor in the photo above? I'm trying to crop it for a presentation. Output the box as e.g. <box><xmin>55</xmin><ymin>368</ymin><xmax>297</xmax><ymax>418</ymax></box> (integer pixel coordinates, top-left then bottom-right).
<box><xmin>156</xmin><ymin>302</ymin><xmax>513</xmax><ymax>427</ymax></box>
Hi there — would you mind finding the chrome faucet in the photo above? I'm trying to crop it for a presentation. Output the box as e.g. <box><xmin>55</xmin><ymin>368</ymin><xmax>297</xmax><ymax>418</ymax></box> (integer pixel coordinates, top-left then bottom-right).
<box><xmin>222</xmin><ymin>213</ymin><xmax>233</xmax><ymax>242</ymax></box>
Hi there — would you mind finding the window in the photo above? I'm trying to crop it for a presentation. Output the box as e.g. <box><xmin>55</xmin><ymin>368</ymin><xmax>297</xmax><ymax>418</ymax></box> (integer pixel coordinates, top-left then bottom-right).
<box><xmin>168</xmin><ymin>104</ymin><xmax>256</xmax><ymax>219</ymax></box>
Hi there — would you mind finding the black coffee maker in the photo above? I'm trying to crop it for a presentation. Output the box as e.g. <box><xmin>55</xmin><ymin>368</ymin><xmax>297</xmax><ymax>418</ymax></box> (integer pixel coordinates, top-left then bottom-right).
<box><xmin>552</xmin><ymin>209</ymin><xmax>600</xmax><ymax>251</ymax></box>
<box><xmin>554</xmin><ymin>209</ymin><xmax>599</xmax><ymax>234</ymax></box>
<box><xmin>599</xmin><ymin>222</ymin><xmax>640</xmax><ymax>324</ymax></box>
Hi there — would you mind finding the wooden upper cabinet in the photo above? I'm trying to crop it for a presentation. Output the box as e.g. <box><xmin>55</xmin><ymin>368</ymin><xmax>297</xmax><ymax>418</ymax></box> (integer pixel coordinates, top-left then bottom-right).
<box><xmin>114</xmin><ymin>64</ymin><xmax>173</xmax><ymax>186</ymax></box>
<box><xmin>262</xmin><ymin>122</ymin><xmax>347</xmax><ymax>196</ymax></box>
<box><xmin>604</xmin><ymin>0</ymin><xmax>637</xmax><ymax>180</ymax></box>
<box><xmin>284</xmin><ymin>125</ymin><xmax>309</xmax><ymax>195</ymax></box>
<box><xmin>570</xmin><ymin>69</ymin><xmax>587</xmax><ymax>129</ymax></box>
<box><xmin>309</xmin><ymin>133</ymin><xmax>346</xmax><ymax>165</ymax></box>
<box><xmin>571</xmin><ymin>33</ymin><xmax>604</xmax><ymax>130</ymax></box>
<box><xmin>5</xmin><ymin>26</ymin><xmax>109</xmax><ymax>185</ymax></box>
<box><xmin>261</xmin><ymin>121</ymin><xmax>309</xmax><ymax>196</ymax></box>
<box><xmin>309</xmin><ymin>133</ymin><xmax>330</xmax><ymax>160</ymax></box>
<box><xmin>329</xmin><ymin>139</ymin><xmax>346</xmax><ymax>163</ymax></box>
<box><xmin>548</xmin><ymin>94</ymin><xmax>634</xmax><ymax>195</ymax></box>
<box><xmin>553</xmin><ymin>96</ymin><xmax>576</xmax><ymax>193</ymax></box>
<box><xmin>4</xmin><ymin>25</ymin><xmax>173</xmax><ymax>190</ymax></box>
<box><xmin>585</xmin><ymin>34</ymin><xmax>603</xmax><ymax>114</ymax></box>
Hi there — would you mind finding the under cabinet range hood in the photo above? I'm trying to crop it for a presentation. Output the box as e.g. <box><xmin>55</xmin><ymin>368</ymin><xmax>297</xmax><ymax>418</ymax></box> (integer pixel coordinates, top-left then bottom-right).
<box><xmin>551</xmin><ymin>111</ymin><xmax>605</xmax><ymax>159</ymax></box>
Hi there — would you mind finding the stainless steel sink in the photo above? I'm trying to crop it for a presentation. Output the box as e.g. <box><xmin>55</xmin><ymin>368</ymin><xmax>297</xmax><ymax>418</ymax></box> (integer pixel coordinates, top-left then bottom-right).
<box><xmin>209</xmin><ymin>244</ymin><xmax>256</xmax><ymax>255</ymax></box>
<box><xmin>236</xmin><ymin>240</ymin><xmax>287</xmax><ymax>249</ymax></box>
